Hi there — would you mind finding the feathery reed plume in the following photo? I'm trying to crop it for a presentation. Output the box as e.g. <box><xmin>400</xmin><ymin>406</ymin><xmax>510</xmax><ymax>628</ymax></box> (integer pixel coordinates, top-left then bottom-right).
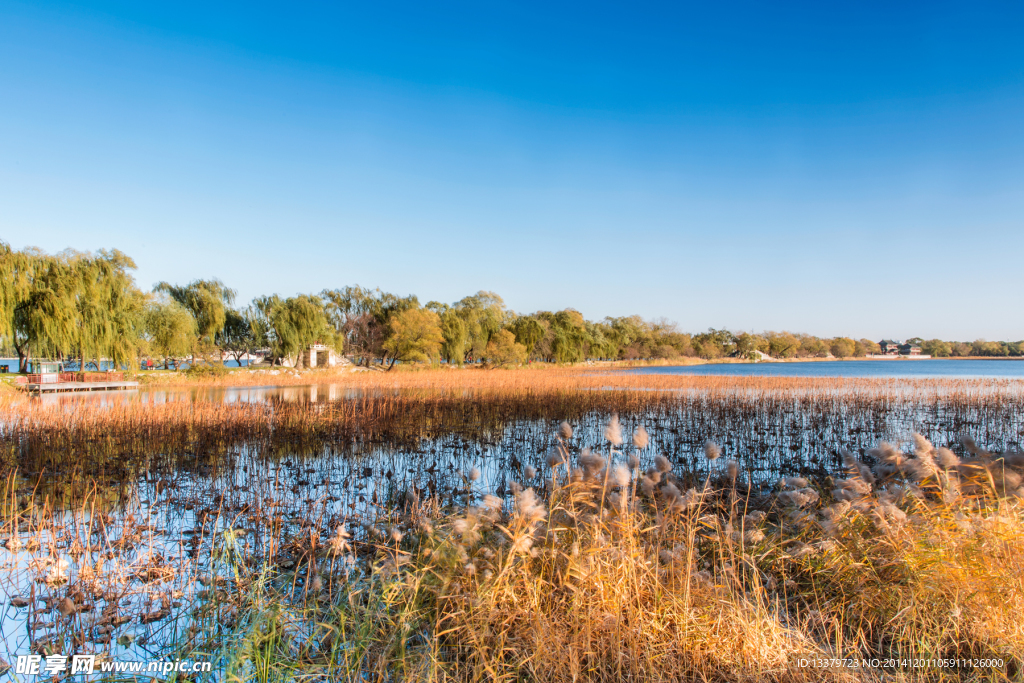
<box><xmin>328</xmin><ymin>524</ymin><xmax>351</xmax><ymax>556</ymax></box>
<box><xmin>704</xmin><ymin>440</ymin><xmax>722</xmax><ymax>461</ymax></box>
<box><xmin>777</xmin><ymin>488</ymin><xmax>819</xmax><ymax>507</ymax></box>
<box><xmin>959</xmin><ymin>434</ymin><xmax>984</xmax><ymax>457</ymax></box>
<box><xmin>632</xmin><ymin>425</ymin><xmax>649</xmax><ymax>449</ymax></box>
<box><xmin>640</xmin><ymin>476</ymin><xmax>657</xmax><ymax>497</ymax></box>
<box><xmin>604</xmin><ymin>413</ymin><xmax>623</xmax><ymax>446</ymax></box>
<box><xmin>611</xmin><ymin>463</ymin><xmax>631</xmax><ymax>489</ymax></box>
<box><xmin>482</xmin><ymin>494</ymin><xmax>503</xmax><ymax>513</ymax></box>
<box><xmin>558</xmin><ymin>421</ymin><xmax>573</xmax><ymax>440</ymax></box>
<box><xmin>936</xmin><ymin>447</ymin><xmax>960</xmax><ymax>469</ymax></box>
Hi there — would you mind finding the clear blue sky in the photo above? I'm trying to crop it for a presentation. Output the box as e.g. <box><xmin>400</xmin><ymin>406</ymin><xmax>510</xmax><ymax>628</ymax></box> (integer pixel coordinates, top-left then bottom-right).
<box><xmin>2</xmin><ymin>1</ymin><xmax>1023</xmax><ymax>340</ymax></box>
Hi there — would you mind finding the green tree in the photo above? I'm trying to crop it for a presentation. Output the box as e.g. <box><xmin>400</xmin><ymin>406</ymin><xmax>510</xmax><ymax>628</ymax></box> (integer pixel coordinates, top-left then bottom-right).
<box><xmin>454</xmin><ymin>291</ymin><xmax>506</xmax><ymax>362</ymax></box>
<box><xmin>508</xmin><ymin>316</ymin><xmax>546</xmax><ymax>358</ymax></box>
<box><xmin>13</xmin><ymin>251</ymin><xmax>78</xmax><ymax>371</ymax></box>
<box><xmin>0</xmin><ymin>243</ymin><xmax>34</xmax><ymax>358</ymax></box>
<box><xmin>549</xmin><ymin>310</ymin><xmax>588</xmax><ymax>363</ymax></box>
<box><xmin>265</xmin><ymin>295</ymin><xmax>335</xmax><ymax>368</ymax></box>
<box><xmin>77</xmin><ymin>249</ymin><xmax>146</xmax><ymax>371</ymax></box>
<box><xmin>382</xmin><ymin>307</ymin><xmax>444</xmax><ymax>370</ymax></box>
<box><xmin>146</xmin><ymin>298</ymin><xmax>196</xmax><ymax>369</ymax></box>
<box><xmin>6</xmin><ymin>247</ymin><xmax>145</xmax><ymax>372</ymax></box>
<box><xmin>217</xmin><ymin>308</ymin><xmax>259</xmax><ymax>365</ymax></box>
<box><xmin>435</xmin><ymin>306</ymin><xmax>469</xmax><ymax>365</ymax></box>
<box><xmin>155</xmin><ymin>279</ymin><xmax>236</xmax><ymax>364</ymax></box>
<box><xmin>920</xmin><ymin>339</ymin><xmax>951</xmax><ymax>357</ymax></box>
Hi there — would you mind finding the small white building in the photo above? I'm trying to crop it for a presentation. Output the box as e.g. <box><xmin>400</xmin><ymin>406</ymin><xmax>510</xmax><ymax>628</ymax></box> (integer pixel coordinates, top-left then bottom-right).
<box><xmin>301</xmin><ymin>344</ymin><xmax>338</xmax><ymax>368</ymax></box>
<box><xmin>266</xmin><ymin>344</ymin><xmax>342</xmax><ymax>369</ymax></box>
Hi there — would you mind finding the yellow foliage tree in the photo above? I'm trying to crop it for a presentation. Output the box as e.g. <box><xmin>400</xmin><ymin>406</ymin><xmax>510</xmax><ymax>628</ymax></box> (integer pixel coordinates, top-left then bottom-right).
<box><xmin>485</xmin><ymin>329</ymin><xmax>528</xmax><ymax>367</ymax></box>
<box><xmin>383</xmin><ymin>308</ymin><xmax>444</xmax><ymax>370</ymax></box>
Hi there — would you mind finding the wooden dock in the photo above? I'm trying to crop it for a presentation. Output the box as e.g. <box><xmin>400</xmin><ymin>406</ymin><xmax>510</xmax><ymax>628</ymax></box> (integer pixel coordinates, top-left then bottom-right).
<box><xmin>26</xmin><ymin>381</ymin><xmax>139</xmax><ymax>394</ymax></box>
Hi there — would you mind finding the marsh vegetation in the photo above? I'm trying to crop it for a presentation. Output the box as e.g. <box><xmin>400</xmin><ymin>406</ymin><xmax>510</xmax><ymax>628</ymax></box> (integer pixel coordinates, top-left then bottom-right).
<box><xmin>0</xmin><ymin>372</ymin><xmax>1022</xmax><ymax>681</ymax></box>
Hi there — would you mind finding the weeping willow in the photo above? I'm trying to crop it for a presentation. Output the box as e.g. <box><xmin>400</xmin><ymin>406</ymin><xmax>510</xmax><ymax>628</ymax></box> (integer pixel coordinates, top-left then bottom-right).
<box><xmin>0</xmin><ymin>243</ymin><xmax>147</xmax><ymax>372</ymax></box>
<box><xmin>154</xmin><ymin>278</ymin><xmax>235</xmax><ymax>364</ymax></box>
<box><xmin>263</xmin><ymin>294</ymin><xmax>336</xmax><ymax>367</ymax></box>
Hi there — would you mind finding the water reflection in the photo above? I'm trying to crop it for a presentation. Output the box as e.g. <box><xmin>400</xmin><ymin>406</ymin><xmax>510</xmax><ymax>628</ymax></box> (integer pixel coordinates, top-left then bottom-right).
<box><xmin>34</xmin><ymin>384</ymin><xmax>363</xmax><ymax>407</ymax></box>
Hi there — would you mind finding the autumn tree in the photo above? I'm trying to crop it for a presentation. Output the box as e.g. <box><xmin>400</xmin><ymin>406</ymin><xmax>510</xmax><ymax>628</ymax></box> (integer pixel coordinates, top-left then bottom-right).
<box><xmin>766</xmin><ymin>331</ymin><xmax>800</xmax><ymax>359</ymax></box>
<box><xmin>829</xmin><ymin>337</ymin><xmax>856</xmax><ymax>358</ymax></box>
<box><xmin>856</xmin><ymin>339</ymin><xmax>881</xmax><ymax>356</ymax></box>
<box><xmin>485</xmin><ymin>329</ymin><xmax>527</xmax><ymax>367</ymax></box>
<box><xmin>322</xmin><ymin>286</ymin><xmax>418</xmax><ymax>366</ymax></box>
<box><xmin>382</xmin><ymin>307</ymin><xmax>444</xmax><ymax>370</ymax></box>
<box><xmin>735</xmin><ymin>332</ymin><xmax>767</xmax><ymax>358</ymax></box>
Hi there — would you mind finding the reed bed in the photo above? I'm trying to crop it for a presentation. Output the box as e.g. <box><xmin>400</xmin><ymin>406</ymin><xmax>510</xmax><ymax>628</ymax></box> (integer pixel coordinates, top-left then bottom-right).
<box><xmin>2</xmin><ymin>374</ymin><xmax>1022</xmax><ymax>485</ymax></box>
<box><xmin>4</xmin><ymin>422</ymin><xmax>1018</xmax><ymax>681</ymax></box>
<box><xmin>1</xmin><ymin>374</ymin><xmax>1022</xmax><ymax>680</ymax></box>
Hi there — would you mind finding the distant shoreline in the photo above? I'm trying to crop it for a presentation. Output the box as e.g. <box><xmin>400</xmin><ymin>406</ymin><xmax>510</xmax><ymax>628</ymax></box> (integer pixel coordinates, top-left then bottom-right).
<box><xmin>605</xmin><ymin>355</ymin><xmax>1024</xmax><ymax>369</ymax></box>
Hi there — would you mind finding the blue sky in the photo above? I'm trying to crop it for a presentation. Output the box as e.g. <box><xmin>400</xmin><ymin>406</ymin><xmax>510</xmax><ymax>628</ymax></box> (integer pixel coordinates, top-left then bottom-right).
<box><xmin>2</xmin><ymin>1</ymin><xmax>1023</xmax><ymax>340</ymax></box>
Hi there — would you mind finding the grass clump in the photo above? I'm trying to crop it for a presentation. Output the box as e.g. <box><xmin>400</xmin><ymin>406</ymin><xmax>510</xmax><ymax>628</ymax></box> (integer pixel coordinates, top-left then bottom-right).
<box><xmin>184</xmin><ymin>363</ymin><xmax>233</xmax><ymax>379</ymax></box>
<box><xmin>183</xmin><ymin>424</ymin><xmax>1022</xmax><ymax>682</ymax></box>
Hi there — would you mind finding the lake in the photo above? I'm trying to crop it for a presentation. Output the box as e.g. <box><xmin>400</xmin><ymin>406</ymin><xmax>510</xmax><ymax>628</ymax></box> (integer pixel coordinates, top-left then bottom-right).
<box><xmin>628</xmin><ymin>358</ymin><xmax>1024</xmax><ymax>379</ymax></box>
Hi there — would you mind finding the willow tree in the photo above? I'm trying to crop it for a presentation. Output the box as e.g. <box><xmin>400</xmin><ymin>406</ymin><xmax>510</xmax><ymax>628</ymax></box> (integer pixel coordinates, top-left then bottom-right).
<box><xmin>12</xmin><ymin>251</ymin><xmax>78</xmax><ymax>371</ymax></box>
<box><xmin>257</xmin><ymin>294</ymin><xmax>336</xmax><ymax>367</ymax></box>
<box><xmin>146</xmin><ymin>297</ymin><xmax>196</xmax><ymax>369</ymax></box>
<box><xmin>0</xmin><ymin>243</ymin><xmax>34</xmax><ymax>350</ymax></box>
<box><xmin>426</xmin><ymin>303</ymin><xmax>468</xmax><ymax>366</ymax></box>
<box><xmin>454</xmin><ymin>291</ymin><xmax>505</xmax><ymax>362</ymax></box>
<box><xmin>507</xmin><ymin>316</ymin><xmax>546</xmax><ymax>359</ymax></box>
<box><xmin>155</xmin><ymin>279</ymin><xmax>236</xmax><ymax>365</ymax></box>
<box><xmin>2</xmin><ymin>246</ymin><xmax>145</xmax><ymax>371</ymax></box>
<box><xmin>74</xmin><ymin>249</ymin><xmax>146</xmax><ymax>370</ymax></box>
<box><xmin>217</xmin><ymin>308</ymin><xmax>260</xmax><ymax>365</ymax></box>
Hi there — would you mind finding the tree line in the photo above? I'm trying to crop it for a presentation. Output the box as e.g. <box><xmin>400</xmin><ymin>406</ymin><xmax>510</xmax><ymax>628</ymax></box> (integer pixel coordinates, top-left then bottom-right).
<box><xmin>2</xmin><ymin>243</ymin><xmax>1021</xmax><ymax>372</ymax></box>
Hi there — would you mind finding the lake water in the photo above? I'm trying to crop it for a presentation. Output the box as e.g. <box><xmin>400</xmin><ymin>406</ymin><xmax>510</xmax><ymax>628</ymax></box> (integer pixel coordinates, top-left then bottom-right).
<box><xmin>0</xmin><ymin>358</ymin><xmax>253</xmax><ymax>372</ymax></box>
<box><xmin>628</xmin><ymin>359</ymin><xmax>1024</xmax><ymax>379</ymax></box>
